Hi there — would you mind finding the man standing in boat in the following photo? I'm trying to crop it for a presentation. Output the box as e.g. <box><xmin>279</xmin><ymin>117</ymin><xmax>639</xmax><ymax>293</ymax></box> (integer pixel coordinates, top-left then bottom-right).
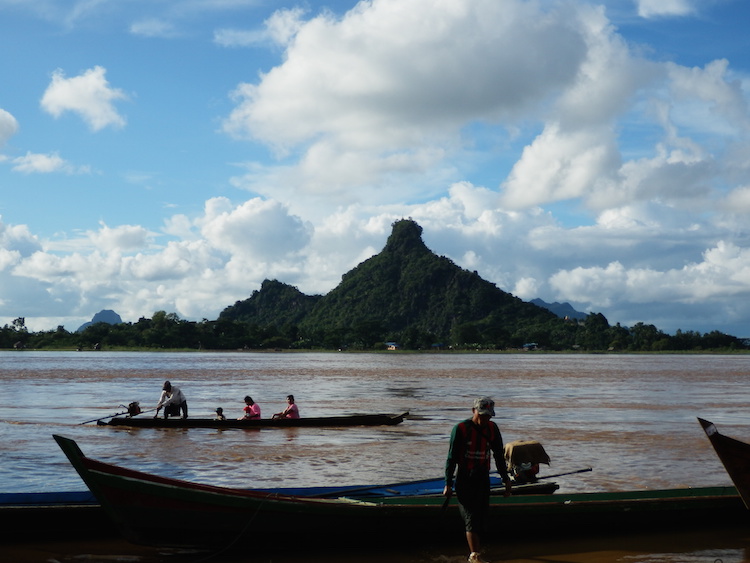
<box><xmin>154</xmin><ymin>380</ymin><xmax>188</xmax><ymax>419</ymax></box>
<box><xmin>443</xmin><ymin>397</ymin><xmax>511</xmax><ymax>563</ymax></box>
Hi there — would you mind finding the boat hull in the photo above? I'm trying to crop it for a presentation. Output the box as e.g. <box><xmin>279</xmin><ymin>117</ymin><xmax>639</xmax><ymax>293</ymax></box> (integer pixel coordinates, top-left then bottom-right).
<box><xmin>99</xmin><ymin>412</ymin><xmax>408</xmax><ymax>428</ymax></box>
<box><xmin>699</xmin><ymin>417</ymin><xmax>750</xmax><ymax>509</ymax></box>
<box><xmin>53</xmin><ymin>434</ymin><xmax>749</xmax><ymax>550</ymax></box>
<box><xmin>0</xmin><ymin>491</ymin><xmax>114</xmax><ymax>540</ymax></box>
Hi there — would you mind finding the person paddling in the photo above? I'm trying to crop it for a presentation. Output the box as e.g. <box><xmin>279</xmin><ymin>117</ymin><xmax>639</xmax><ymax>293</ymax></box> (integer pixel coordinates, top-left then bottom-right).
<box><xmin>154</xmin><ymin>380</ymin><xmax>188</xmax><ymax>419</ymax></box>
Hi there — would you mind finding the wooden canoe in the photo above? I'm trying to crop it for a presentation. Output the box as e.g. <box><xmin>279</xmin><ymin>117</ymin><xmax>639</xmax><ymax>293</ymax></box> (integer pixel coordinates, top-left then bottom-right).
<box><xmin>53</xmin><ymin>434</ymin><xmax>749</xmax><ymax>550</ymax></box>
<box><xmin>99</xmin><ymin>411</ymin><xmax>409</xmax><ymax>428</ymax></box>
<box><xmin>698</xmin><ymin>417</ymin><xmax>750</xmax><ymax>509</ymax></box>
<box><xmin>0</xmin><ymin>478</ymin><xmax>555</xmax><ymax>542</ymax></box>
<box><xmin>0</xmin><ymin>490</ymin><xmax>114</xmax><ymax>540</ymax></box>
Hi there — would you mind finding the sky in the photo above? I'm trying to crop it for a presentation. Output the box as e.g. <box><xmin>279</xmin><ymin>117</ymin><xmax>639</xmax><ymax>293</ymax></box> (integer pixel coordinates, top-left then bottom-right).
<box><xmin>2</xmin><ymin>0</ymin><xmax>750</xmax><ymax>337</ymax></box>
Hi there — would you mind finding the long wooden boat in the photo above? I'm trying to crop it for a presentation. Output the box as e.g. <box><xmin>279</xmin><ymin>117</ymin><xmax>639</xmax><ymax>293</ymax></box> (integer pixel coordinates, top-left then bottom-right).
<box><xmin>0</xmin><ymin>478</ymin><xmax>555</xmax><ymax>543</ymax></box>
<box><xmin>98</xmin><ymin>411</ymin><xmax>408</xmax><ymax>428</ymax></box>
<box><xmin>0</xmin><ymin>490</ymin><xmax>115</xmax><ymax>540</ymax></box>
<box><xmin>699</xmin><ymin>417</ymin><xmax>750</xmax><ymax>509</ymax></box>
<box><xmin>53</xmin><ymin>434</ymin><xmax>749</xmax><ymax>550</ymax></box>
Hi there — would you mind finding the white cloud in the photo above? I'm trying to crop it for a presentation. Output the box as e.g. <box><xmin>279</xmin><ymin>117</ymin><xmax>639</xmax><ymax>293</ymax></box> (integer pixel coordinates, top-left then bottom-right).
<box><xmin>222</xmin><ymin>0</ymin><xmax>589</xmax><ymax>200</ymax></box>
<box><xmin>213</xmin><ymin>28</ymin><xmax>265</xmax><ymax>47</ymax></box>
<box><xmin>636</xmin><ymin>0</ymin><xmax>696</xmax><ymax>19</ymax></box>
<box><xmin>40</xmin><ymin>66</ymin><xmax>128</xmax><ymax>131</ymax></box>
<box><xmin>549</xmin><ymin>240</ymin><xmax>750</xmax><ymax>312</ymax></box>
<box><xmin>87</xmin><ymin>223</ymin><xmax>152</xmax><ymax>253</ymax></box>
<box><xmin>0</xmin><ymin>218</ymin><xmax>43</xmax><ymax>257</ymax></box>
<box><xmin>214</xmin><ymin>7</ymin><xmax>306</xmax><ymax>47</ymax></box>
<box><xmin>500</xmin><ymin>6</ymin><xmax>661</xmax><ymax>210</ymax></box>
<box><xmin>199</xmin><ymin>196</ymin><xmax>312</xmax><ymax>261</ymax></box>
<box><xmin>10</xmin><ymin>151</ymin><xmax>90</xmax><ymax>174</ymax></box>
<box><xmin>130</xmin><ymin>18</ymin><xmax>179</xmax><ymax>38</ymax></box>
<box><xmin>722</xmin><ymin>186</ymin><xmax>750</xmax><ymax>213</ymax></box>
<box><xmin>124</xmin><ymin>240</ymin><xmax>220</xmax><ymax>282</ymax></box>
<box><xmin>0</xmin><ymin>248</ymin><xmax>21</xmax><ymax>272</ymax></box>
<box><xmin>0</xmin><ymin>108</ymin><xmax>19</xmax><ymax>145</ymax></box>
<box><xmin>501</xmin><ymin>123</ymin><xmax>620</xmax><ymax>208</ymax></box>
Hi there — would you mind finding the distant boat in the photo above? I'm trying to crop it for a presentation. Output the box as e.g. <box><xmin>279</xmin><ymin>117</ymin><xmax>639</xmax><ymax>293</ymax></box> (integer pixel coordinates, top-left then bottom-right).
<box><xmin>698</xmin><ymin>417</ymin><xmax>750</xmax><ymax>509</ymax></box>
<box><xmin>54</xmin><ymin>434</ymin><xmax>748</xmax><ymax>550</ymax></box>
<box><xmin>98</xmin><ymin>411</ymin><xmax>409</xmax><ymax>428</ymax></box>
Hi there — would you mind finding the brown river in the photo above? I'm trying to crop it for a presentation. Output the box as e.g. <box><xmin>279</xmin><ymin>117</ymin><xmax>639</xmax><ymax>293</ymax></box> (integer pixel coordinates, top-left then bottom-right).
<box><xmin>1</xmin><ymin>351</ymin><xmax>750</xmax><ymax>562</ymax></box>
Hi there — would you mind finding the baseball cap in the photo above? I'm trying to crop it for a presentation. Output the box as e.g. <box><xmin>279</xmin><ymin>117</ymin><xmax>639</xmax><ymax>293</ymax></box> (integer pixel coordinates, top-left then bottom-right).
<box><xmin>473</xmin><ymin>397</ymin><xmax>495</xmax><ymax>416</ymax></box>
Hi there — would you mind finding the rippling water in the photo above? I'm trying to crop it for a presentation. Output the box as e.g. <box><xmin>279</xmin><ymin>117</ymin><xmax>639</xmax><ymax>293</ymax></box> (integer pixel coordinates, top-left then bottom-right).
<box><xmin>4</xmin><ymin>351</ymin><xmax>750</xmax><ymax>562</ymax></box>
<box><xmin>1</xmin><ymin>350</ymin><xmax>749</xmax><ymax>496</ymax></box>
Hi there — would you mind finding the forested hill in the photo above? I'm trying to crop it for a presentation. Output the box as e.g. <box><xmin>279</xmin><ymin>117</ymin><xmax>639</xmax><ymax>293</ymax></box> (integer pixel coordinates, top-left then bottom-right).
<box><xmin>220</xmin><ymin>219</ymin><xmax>557</xmax><ymax>348</ymax></box>
<box><xmin>219</xmin><ymin>279</ymin><xmax>322</xmax><ymax>327</ymax></box>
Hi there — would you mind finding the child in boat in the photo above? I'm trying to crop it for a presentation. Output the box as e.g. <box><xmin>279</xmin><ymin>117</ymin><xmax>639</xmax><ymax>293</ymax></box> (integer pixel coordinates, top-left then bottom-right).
<box><xmin>239</xmin><ymin>396</ymin><xmax>261</xmax><ymax>420</ymax></box>
<box><xmin>215</xmin><ymin>407</ymin><xmax>226</xmax><ymax>421</ymax></box>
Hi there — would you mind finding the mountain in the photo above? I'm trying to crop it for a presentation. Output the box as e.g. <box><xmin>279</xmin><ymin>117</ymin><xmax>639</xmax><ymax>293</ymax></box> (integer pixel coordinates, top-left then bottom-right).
<box><xmin>220</xmin><ymin>279</ymin><xmax>322</xmax><ymax>326</ymax></box>
<box><xmin>77</xmin><ymin>309</ymin><xmax>123</xmax><ymax>333</ymax></box>
<box><xmin>220</xmin><ymin>219</ymin><xmax>557</xmax><ymax>346</ymax></box>
<box><xmin>531</xmin><ymin>299</ymin><xmax>587</xmax><ymax>320</ymax></box>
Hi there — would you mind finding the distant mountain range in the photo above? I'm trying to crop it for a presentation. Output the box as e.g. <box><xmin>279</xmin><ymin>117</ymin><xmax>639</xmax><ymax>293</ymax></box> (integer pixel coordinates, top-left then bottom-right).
<box><xmin>530</xmin><ymin>299</ymin><xmax>587</xmax><ymax>320</ymax></box>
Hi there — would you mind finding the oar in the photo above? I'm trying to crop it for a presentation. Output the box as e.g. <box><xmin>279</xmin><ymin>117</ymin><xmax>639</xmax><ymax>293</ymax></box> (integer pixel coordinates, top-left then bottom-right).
<box><xmin>80</xmin><ymin>408</ymin><xmax>129</xmax><ymax>425</ymax></box>
<box><xmin>538</xmin><ymin>467</ymin><xmax>592</xmax><ymax>480</ymax></box>
<box><xmin>80</xmin><ymin>405</ymin><xmax>156</xmax><ymax>425</ymax></box>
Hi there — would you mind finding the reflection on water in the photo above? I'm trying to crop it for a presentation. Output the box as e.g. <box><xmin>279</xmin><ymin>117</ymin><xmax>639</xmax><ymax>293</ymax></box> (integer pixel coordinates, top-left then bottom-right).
<box><xmin>2</xmin><ymin>351</ymin><xmax>750</xmax><ymax>561</ymax></box>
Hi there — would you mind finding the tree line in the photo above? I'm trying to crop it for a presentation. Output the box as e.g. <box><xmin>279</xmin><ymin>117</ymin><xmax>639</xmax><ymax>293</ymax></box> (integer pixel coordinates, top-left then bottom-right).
<box><xmin>2</xmin><ymin>311</ymin><xmax>746</xmax><ymax>352</ymax></box>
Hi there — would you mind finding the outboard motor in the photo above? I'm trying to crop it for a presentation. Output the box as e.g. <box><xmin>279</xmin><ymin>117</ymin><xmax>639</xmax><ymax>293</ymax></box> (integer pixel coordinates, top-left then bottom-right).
<box><xmin>504</xmin><ymin>440</ymin><xmax>551</xmax><ymax>484</ymax></box>
<box><xmin>127</xmin><ymin>401</ymin><xmax>142</xmax><ymax>417</ymax></box>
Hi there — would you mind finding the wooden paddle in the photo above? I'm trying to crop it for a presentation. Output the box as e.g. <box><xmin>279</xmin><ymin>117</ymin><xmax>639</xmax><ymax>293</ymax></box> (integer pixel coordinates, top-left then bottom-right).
<box><xmin>80</xmin><ymin>409</ymin><xmax>129</xmax><ymax>425</ymax></box>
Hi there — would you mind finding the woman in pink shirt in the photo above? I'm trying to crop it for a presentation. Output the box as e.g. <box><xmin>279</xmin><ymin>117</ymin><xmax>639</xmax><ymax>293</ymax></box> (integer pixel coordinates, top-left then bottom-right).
<box><xmin>239</xmin><ymin>395</ymin><xmax>261</xmax><ymax>420</ymax></box>
<box><xmin>272</xmin><ymin>394</ymin><xmax>300</xmax><ymax>419</ymax></box>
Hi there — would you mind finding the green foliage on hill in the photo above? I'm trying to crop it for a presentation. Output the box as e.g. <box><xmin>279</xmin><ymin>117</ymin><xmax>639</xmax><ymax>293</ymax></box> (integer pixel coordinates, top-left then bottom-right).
<box><xmin>295</xmin><ymin>219</ymin><xmax>556</xmax><ymax>348</ymax></box>
<box><xmin>220</xmin><ymin>279</ymin><xmax>321</xmax><ymax>327</ymax></box>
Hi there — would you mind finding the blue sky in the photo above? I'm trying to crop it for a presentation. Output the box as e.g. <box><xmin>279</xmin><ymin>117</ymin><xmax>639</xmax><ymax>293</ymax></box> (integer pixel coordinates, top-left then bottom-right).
<box><xmin>2</xmin><ymin>0</ymin><xmax>750</xmax><ymax>337</ymax></box>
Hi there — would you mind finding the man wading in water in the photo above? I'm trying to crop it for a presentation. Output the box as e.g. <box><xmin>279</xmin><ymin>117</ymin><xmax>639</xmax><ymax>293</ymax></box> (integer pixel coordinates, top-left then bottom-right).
<box><xmin>443</xmin><ymin>397</ymin><xmax>512</xmax><ymax>563</ymax></box>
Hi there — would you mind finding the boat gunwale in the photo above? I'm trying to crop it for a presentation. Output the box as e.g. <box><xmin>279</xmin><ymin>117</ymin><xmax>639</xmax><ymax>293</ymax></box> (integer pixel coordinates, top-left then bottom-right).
<box><xmin>58</xmin><ymin>434</ymin><xmax>740</xmax><ymax>509</ymax></box>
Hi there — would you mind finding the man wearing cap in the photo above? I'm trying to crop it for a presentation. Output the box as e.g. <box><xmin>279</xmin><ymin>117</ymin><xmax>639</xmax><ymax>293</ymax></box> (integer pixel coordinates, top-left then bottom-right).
<box><xmin>443</xmin><ymin>397</ymin><xmax>512</xmax><ymax>563</ymax></box>
<box><xmin>154</xmin><ymin>380</ymin><xmax>188</xmax><ymax>419</ymax></box>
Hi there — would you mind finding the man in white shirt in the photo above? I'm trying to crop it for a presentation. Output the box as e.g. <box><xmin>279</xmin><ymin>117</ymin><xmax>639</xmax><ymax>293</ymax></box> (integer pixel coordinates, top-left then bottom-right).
<box><xmin>154</xmin><ymin>380</ymin><xmax>188</xmax><ymax>419</ymax></box>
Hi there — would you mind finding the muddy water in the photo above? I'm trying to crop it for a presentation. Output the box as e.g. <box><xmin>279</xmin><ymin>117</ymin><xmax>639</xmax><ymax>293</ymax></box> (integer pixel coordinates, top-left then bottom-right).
<box><xmin>1</xmin><ymin>351</ymin><xmax>750</xmax><ymax>562</ymax></box>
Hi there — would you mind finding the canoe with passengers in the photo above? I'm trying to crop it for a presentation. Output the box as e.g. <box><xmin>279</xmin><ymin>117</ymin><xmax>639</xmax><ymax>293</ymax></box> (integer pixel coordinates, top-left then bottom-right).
<box><xmin>99</xmin><ymin>411</ymin><xmax>409</xmax><ymax>428</ymax></box>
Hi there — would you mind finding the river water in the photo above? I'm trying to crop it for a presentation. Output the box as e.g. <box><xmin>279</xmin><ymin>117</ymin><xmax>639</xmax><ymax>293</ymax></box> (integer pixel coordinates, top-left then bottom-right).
<box><xmin>1</xmin><ymin>351</ymin><xmax>750</xmax><ymax>562</ymax></box>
